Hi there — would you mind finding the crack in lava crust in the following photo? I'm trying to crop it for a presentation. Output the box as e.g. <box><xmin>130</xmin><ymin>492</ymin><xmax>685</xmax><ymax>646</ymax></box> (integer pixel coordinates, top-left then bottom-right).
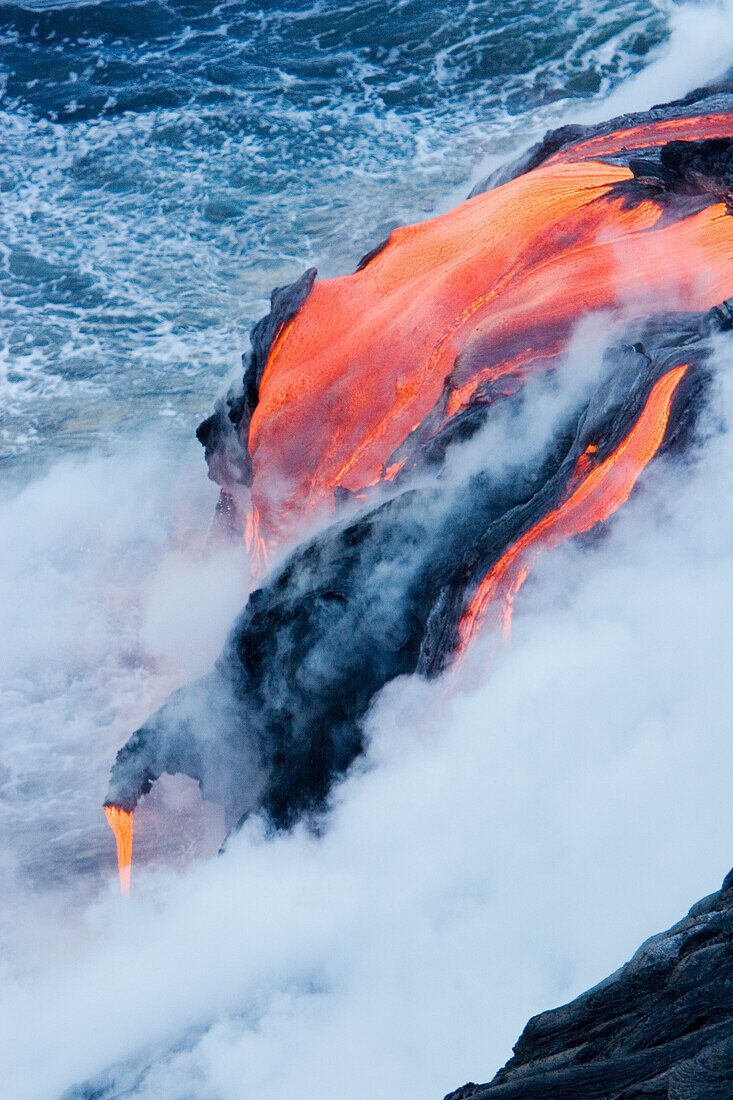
<box><xmin>458</xmin><ymin>364</ymin><xmax>688</xmax><ymax>652</ymax></box>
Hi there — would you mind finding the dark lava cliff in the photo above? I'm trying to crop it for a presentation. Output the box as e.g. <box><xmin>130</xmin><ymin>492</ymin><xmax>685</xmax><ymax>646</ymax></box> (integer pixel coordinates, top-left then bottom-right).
<box><xmin>445</xmin><ymin>867</ymin><xmax>733</xmax><ymax>1100</ymax></box>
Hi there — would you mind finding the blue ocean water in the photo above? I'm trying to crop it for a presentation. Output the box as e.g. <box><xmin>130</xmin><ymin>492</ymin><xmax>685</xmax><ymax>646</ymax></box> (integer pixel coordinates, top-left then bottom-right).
<box><xmin>0</xmin><ymin>0</ymin><xmax>667</xmax><ymax>487</ymax></box>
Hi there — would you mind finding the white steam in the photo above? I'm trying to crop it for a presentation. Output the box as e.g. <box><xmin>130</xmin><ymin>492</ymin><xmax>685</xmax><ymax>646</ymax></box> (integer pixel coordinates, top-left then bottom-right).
<box><xmin>601</xmin><ymin>0</ymin><xmax>733</xmax><ymax>115</ymax></box>
<box><xmin>3</xmin><ymin>8</ymin><xmax>733</xmax><ymax>1096</ymax></box>
<box><xmin>1</xmin><ymin>340</ymin><xmax>732</xmax><ymax>1098</ymax></box>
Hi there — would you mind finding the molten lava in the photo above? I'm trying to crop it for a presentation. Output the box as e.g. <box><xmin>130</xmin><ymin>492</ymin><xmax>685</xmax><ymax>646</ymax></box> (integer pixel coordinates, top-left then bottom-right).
<box><xmin>104</xmin><ymin>805</ymin><xmax>133</xmax><ymax>895</ymax></box>
<box><xmin>246</xmin><ymin>151</ymin><xmax>733</xmax><ymax>546</ymax></box>
<box><xmin>546</xmin><ymin>113</ymin><xmax>733</xmax><ymax>165</ymax></box>
<box><xmin>458</xmin><ymin>364</ymin><xmax>688</xmax><ymax>651</ymax></box>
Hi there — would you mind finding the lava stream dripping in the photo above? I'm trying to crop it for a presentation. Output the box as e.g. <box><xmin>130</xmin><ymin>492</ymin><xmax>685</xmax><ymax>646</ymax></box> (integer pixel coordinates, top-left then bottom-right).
<box><xmin>104</xmin><ymin>805</ymin><xmax>133</xmax><ymax>895</ymax></box>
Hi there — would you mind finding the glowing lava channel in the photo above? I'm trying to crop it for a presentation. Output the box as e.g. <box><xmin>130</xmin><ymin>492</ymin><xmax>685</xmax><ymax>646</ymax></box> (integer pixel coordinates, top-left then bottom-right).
<box><xmin>104</xmin><ymin>805</ymin><xmax>133</xmax><ymax>895</ymax></box>
<box><xmin>546</xmin><ymin>113</ymin><xmax>733</xmax><ymax>166</ymax></box>
<box><xmin>458</xmin><ymin>363</ymin><xmax>688</xmax><ymax>651</ymax></box>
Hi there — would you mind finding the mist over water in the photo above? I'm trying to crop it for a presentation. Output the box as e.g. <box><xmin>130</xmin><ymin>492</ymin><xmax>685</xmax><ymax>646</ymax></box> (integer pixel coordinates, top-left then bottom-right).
<box><xmin>3</xmin><ymin>353</ymin><xmax>733</xmax><ymax>1099</ymax></box>
<box><xmin>2</xmin><ymin>1</ymin><xmax>733</xmax><ymax>1097</ymax></box>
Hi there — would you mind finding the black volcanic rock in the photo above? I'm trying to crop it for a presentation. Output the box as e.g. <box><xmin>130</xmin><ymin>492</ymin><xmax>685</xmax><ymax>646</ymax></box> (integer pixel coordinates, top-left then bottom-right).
<box><xmin>195</xmin><ymin>266</ymin><xmax>318</xmax><ymax>534</ymax></box>
<box><xmin>444</xmin><ymin>869</ymin><xmax>733</xmax><ymax>1100</ymax></box>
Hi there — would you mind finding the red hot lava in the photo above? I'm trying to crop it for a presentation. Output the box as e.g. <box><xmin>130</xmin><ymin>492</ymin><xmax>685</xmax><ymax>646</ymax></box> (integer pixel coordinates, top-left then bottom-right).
<box><xmin>245</xmin><ymin>132</ymin><xmax>733</xmax><ymax>549</ymax></box>
<box><xmin>104</xmin><ymin>805</ymin><xmax>133</xmax><ymax>895</ymax></box>
<box><xmin>458</xmin><ymin>364</ymin><xmax>688</xmax><ymax>652</ymax></box>
<box><xmin>545</xmin><ymin>112</ymin><xmax>733</xmax><ymax>166</ymax></box>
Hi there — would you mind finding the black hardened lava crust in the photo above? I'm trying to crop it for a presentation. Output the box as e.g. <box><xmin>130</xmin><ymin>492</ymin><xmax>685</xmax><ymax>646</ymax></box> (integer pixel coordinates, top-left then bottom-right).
<box><xmin>444</xmin><ymin>868</ymin><xmax>733</xmax><ymax>1100</ymax></box>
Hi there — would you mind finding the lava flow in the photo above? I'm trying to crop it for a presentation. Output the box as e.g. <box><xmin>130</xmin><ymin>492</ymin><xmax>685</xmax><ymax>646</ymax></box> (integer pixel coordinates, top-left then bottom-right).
<box><xmin>104</xmin><ymin>805</ymin><xmax>133</xmax><ymax>895</ymax></box>
<box><xmin>545</xmin><ymin>112</ymin><xmax>733</xmax><ymax>166</ymax></box>
<box><xmin>107</xmin><ymin>78</ymin><xmax>733</xmax><ymax>839</ymax></box>
<box><xmin>458</xmin><ymin>364</ymin><xmax>688</xmax><ymax>652</ymax></box>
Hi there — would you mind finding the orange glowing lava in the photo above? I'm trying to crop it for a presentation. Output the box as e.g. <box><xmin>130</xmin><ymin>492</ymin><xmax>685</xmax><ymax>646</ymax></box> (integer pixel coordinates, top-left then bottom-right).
<box><xmin>244</xmin><ymin>507</ymin><xmax>270</xmax><ymax>575</ymax></box>
<box><xmin>546</xmin><ymin>113</ymin><xmax>733</xmax><ymax>166</ymax></box>
<box><xmin>244</xmin><ymin>115</ymin><xmax>733</xmax><ymax>546</ymax></box>
<box><xmin>104</xmin><ymin>805</ymin><xmax>133</xmax><ymax>895</ymax></box>
<box><xmin>457</xmin><ymin>364</ymin><xmax>688</xmax><ymax>651</ymax></box>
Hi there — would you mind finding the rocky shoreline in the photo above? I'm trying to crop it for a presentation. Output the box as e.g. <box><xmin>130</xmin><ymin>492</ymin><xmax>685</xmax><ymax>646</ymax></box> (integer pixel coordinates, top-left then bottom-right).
<box><xmin>445</xmin><ymin>868</ymin><xmax>733</xmax><ymax>1099</ymax></box>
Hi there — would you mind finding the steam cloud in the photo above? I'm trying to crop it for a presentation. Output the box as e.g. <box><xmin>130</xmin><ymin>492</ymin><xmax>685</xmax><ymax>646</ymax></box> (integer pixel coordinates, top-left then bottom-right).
<box><xmin>2</xmin><ymin>348</ymin><xmax>733</xmax><ymax>1098</ymax></box>
<box><xmin>3</xmin><ymin>4</ymin><xmax>733</xmax><ymax>1099</ymax></box>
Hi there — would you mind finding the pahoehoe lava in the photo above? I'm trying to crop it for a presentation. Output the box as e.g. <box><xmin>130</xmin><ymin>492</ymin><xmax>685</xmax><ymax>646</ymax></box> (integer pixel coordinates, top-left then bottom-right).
<box><xmin>107</xmin><ymin>75</ymin><xmax>733</xmax><ymax>841</ymax></box>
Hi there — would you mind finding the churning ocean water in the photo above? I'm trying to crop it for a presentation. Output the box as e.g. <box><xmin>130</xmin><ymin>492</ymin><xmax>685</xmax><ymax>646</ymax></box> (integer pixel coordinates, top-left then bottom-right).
<box><xmin>0</xmin><ymin>0</ymin><xmax>670</xmax><ymax>482</ymax></box>
<box><xmin>2</xmin><ymin>3</ymin><xmax>733</xmax><ymax>1098</ymax></box>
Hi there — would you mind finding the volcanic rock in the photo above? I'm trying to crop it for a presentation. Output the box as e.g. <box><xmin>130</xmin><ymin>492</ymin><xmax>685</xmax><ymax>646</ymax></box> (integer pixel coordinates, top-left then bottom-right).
<box><xmin>444</xmin><ymin>868</ymin><xmax>733</xmax><ymax>1100</ymax></box>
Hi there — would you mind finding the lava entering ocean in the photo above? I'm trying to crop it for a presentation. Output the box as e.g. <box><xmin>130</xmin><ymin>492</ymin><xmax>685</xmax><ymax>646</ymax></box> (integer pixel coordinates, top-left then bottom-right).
<box><xmin>104</xmin><ymin>805</ymin><xmax>133</xmax><ymax>895</ymax></box>
<box><xmin>107</xmin><ymin>73</ymin><xmax>733</xmax><ymax>880</ymax></box>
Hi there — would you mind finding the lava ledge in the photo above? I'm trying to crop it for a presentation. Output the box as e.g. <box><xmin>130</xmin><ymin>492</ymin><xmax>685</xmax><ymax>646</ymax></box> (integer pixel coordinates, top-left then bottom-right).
<box><xmin>445</xmin><ymin>868</ymin><xmax>733</xmax><ymax>1100</ymax></box>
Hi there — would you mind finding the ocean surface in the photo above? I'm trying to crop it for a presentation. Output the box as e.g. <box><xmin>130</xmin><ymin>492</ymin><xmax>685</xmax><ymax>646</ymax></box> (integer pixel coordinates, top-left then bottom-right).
<box><xmin>0</xmin><ymin>0</ymin><xmax>669</xmax><ymax>486</ymax></box>
<box><xmin>2</xmin><ymin>3</ymin><xmax>733</xmax><ymax>1098</ymax></box>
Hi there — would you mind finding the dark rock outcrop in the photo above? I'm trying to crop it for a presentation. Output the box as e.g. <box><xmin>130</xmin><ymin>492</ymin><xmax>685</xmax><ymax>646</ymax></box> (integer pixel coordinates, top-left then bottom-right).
<box><xmin>195</xmin><ymin>266</ymin><xmax>317</xmax><ymax>533</ymax></box>
<box><xmin>445</xmin><ymin>868</ymin><xmax>733</xmax><ymax>1100</ymax></box>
